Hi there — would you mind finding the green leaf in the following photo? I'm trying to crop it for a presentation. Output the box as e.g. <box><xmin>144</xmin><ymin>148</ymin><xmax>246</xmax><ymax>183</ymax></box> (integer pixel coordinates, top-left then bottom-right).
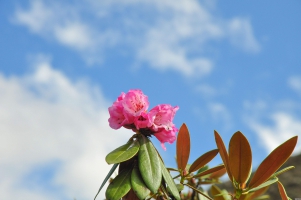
<box><xmin>248</xmin><ymin>177</ymin><xmax>278</xmax><ymax>193</ymax></box>
<box><xmin>94</xmin><ymin>163</ymin><xmax>118</xmax><ymax>200</ymax></box>
<box><xmin>273</xmin><ymin>166</ymin><xmax>295</xmax><ymax>177</ymax></box>
<box><xmin>138</xmin><ymin>134</ymin><xmax>162</xmax><ymax>194</ymax></box>
<box><xmin>160</xmin><ymin>160</ymin><xmax>181</xmax><ymax>200</ymax></box>
<box><xmin>131</xmin><ymin>167</ymin><xmax>151</xmax><ymax>200</ymax></box>
<box><xmin>106</xmin><ymin>140</ymin><xmax>140</xmax><ymax>164</ymax></box>
<box><xmin>189</xmin><ymin>149</ymin><xmax>219</xmax><ymax>173</ymax></box>
<box><xmin>228</xmin><ymin>131</ymin><xmax>252</xmax><ymax>187</ymax></box>
<box><xmin>248</xmin><ymin>136</ymin><xmax>298</xmax><ymax>189</ymax></box>
<box><xmin>177</xmin><ymin>123</ymin><xmax>191</xmax><ymax>171</ymax></box>
<box><xmin>105</xmin><ymin>167</ymin><xmax>132</xmax><ymax>200</ymax></box>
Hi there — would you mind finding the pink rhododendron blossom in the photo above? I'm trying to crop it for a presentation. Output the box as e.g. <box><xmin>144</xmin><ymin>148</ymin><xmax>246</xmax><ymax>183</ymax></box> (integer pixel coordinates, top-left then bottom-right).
<box><xmin>108</xmin><ymin>89</ymin><xmax>179</xmax><ymax>150</ymax></box>
<box><xmin>154</xmin><ymin>126</ymin><xmax>178</xmax><ymax>151</ymax></box>
<box><xmin>134</xmin><ymin>112</ymin><xmax>153</xmax><ymax>130</ymax></box>
<box><xmin>149</xmin><ymin>104</ymin><xmax>179</xmax><ymax>131</ymax></box>
<box><xmin>108</xmin><ymin>92</ymin><xmax>127</xmax><ymax>129</ymax></box>
<box><xmin>122</xmin><ymin>89</ymin><xmax>149</xmax><ymax>117</ymax></box>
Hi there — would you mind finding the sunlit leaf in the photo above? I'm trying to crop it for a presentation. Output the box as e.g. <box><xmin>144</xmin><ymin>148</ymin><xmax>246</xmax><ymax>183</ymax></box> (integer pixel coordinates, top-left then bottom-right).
<box><xmin>160</xmin><ymin>160</ymin><xmax>181</xmax><ymax>200</ymax></box>
<box><xmin>193</xmin><ymin>165</ymin><xmax>225</xmax><ymax>178</ymax></box>
<box><xmin>209</xmin><ymin>167</ymin><xmax>227</xmax><ymax>179</ymax></box>
<box><xmin>210</xmin><ymin>185</ymin><xmax>227</xmax><ymax>200</ymax></box>
<box><xmin>131</xmin><ymin>166</ymin><xmax>151</xmax><ymax>200</ymax></box>
<box><xmin>246</xmin><ymin>185</ymin><xmax>269</xmax><ymax>200</ymax></box>
<box><xmin>277</xmin><ymin>181</ymin><xmax>290</xmax><ymax>200</ymax></box>
<box><xmin>105</xmin><ymin>167</ymin><xmax>132</xmax><ymax>200</ymax></box>
<box><xmin>248</xmin><ymin>177</ymin><xmax>278</xmax><ymax>193</ymax></box>
<box><xmin>229</xmin><ymin>131</ymin><xmax>252</xmax><ymax>186</ymax></box>
<box><xmin>273</xmin><ymin>166</ymin><xmax>295</xmax><ymax>177</ymax></box>
<box><xmin>176</xmin><ymin>123</ymin><xmax>190</xmax><ymax>171</ymax></box>
<box><xmin>94</xmin><ymin>163</ymin><xmax>119</xmax><ymax>200</ymax></box>
<box><xmin>189</xmin><ymin>149</ymin><xmax>219</xmax><ymax>173</ymax></box>
<box><xmin>138</xmin><ymin>134</ymin><xmax>162</xmax><ymax>194</ymax></box>
<box><xmin>214</xmin><ymin>131</ymin><xmax>232</xmax><ymax>180</ymax></box>
<box><xmin>248</xmin><ymin>136</ymin><xmax>298</xmax><ymax>189</ymax></box>
<box><xmin>106</xmin><ymin>140</ymin><xmax>140</xmax><ymax>164</ymax></box>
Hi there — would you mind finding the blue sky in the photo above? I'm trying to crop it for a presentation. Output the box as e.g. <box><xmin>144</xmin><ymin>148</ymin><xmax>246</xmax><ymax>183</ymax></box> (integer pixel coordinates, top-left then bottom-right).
<box><xmin>0</xmin><ymin>0</ymin><xmax>301</xmax><ymax>199</ymax></box>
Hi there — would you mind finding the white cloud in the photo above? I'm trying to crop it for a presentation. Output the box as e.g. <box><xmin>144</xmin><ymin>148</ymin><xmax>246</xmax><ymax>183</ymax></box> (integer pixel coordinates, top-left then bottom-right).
<box><xmin>13</xmin><ymin>0</ymin><xmax>260</xmax><ymax>76</ymax></box>
<box><xmin>248</xmin><ymin>113</ymin><xmax>301</xmax><ymax>155</ymax></box>
<box><xmin>0</xmin><ymin>58</ymin><xmax>132</xmax><ymax>199</ymax></box>
<box><xmin>227</xmin><ymin>18</ymin><xmax>261</xmax><ymax>53</ymax></box>
<box><xmin>244</xmin><ymin>100</ymin><xmax>301</xmax><ymax>155</ymax></box>
<box><xmin>288</xmin><ymin>75</ymin><xmax>301</xmax><ymax>95</ymax></box>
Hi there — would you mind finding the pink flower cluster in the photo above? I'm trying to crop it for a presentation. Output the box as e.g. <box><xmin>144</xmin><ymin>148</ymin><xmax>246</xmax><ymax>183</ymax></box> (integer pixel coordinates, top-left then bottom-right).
<box><xmin>108</xmin><ymin>89</ymin><xmax>179</xmax><ymax>150</ymax></box>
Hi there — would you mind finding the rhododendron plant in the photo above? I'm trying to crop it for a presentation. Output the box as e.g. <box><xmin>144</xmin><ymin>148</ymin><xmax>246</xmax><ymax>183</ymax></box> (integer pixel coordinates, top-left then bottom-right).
<box><xmin>95</xmin><ymin>89</ymin><xmax>298</xmax><ymax>200</ymax></box>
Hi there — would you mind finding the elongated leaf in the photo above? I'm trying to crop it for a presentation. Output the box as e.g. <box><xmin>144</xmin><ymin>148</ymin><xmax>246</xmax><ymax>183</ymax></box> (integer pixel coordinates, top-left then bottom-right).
<box><xmin>248</xmin><ymin>177</ymin><xmax>278</xmax><ymax>193</ymax></box>
<box><xmin>177</xmin><ymin>123</ymin><xmax>190</xmax><ymax>171</ymax></box>
<box><xmin>105</xmin><ymin>167</ymin><xmax>132</xmax><ymax>200</ymax></box>
<box><xmin>138</xmin><ymin>134</ymin><xmax>162</xmax><ymax>193</ymax></box>
<box><xmin>246</xmin><ymin>185</ymin><xmax>269</xmax><ymax>200</ymax></box>
<box><xmin>277</xmin><ymin>181</ymin><xmax>290</xmax><ymax>200</ymax></box>
<box><xmin>193</xmin><ymin>165</ymin><xmax>225</xmax><ymax>178</ymax></box>
<box><xmin>106</xmin><ymin>140</ymin><xmax>140</xmax><ymax>164</ymax></box>
<box><xmin>210</xmin><ymin>185</ymin><xmax>227</xmax><ymax>200</ymax></box>
<box><xmin>189</xmin><ymin>149</ymin><xmax>219</xmax><ymax>173</ymax></box>
<box><xmin>209</xmin><ymin>167</ymin><xmax>227</xmax><ymax>179</ymax></box>
<box><xmin>160</xmin><ymin>160</ymin><xmax>181</xmax><ymax>200</ymax></box>
<box><xmin>131</xmin><ymin>166</ymin><xmax>150</xmax><ymax>200</ymax></box>
<box><xmin>214</xmin><ymin>131</ymin><xmax>232</xmax><ymax>180</ymax></box>
<box><xmin>273</xmin><ymin>166</ymin><xmax>295</xmax><ymax>177</ymax></box>
<box><xmin>249</xmin><ymin>136</ymin><xmax>298</xmax><ymax>189</ymax></box>
<box><xmin>229</xmin><ymin>131</ymin><xmax>252</xmax><ymax>186</ymax></box>
<box><xmin>94</xmin><ymin>163</ymin><xmax>119</xmax><ymax>200</ymax></box>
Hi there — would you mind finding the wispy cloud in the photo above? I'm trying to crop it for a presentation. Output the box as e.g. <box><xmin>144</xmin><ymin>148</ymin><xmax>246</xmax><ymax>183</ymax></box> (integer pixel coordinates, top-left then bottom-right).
<box><xmin>13</xmin><ymin>0</ymin><xmax>261</xmax><ymax>76</ymax></box>
<box><xmin>288</xmin><ymin>75</ymin><xmax>301</xmax><ymax>95</ymax></box>
<box><xmin>243</xmin><ymin>100</ymin><xmax>301</xmax><ymax>155</ymax></box>
<box><xmin>0</xmin><ymin>56</ymin><xmax>132</xmax><ymax>199</ymax></box>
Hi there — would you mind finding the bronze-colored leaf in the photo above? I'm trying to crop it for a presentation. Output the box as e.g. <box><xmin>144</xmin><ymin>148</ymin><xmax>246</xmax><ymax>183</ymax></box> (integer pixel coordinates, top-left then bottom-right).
<box><xmin>189</xmin><ymin>149</ymin><xmax>219</xmax><ymax>173</ymax></box>
<box><xmin>210</xmin><ymin>185</ymin><xmax>227</xmax><ymax>200</ymax></box>
<box><xmin>193</xmin><ymin>165</ymin><xmax>225</xmax><ymax>178</ymax></box>
<box><xmin>248</xmin><ymin>136</ymin><xmax>298</xmax><ymax>189</ymax></box>
<box><xmin>176</xmin><ymin>123</ymin><xmax>191</xmax><ymax>171</ymax></box>
<box><xmin>228</xmin><ymin>131</ymin><xmax>252</xmax><ymax>186</ymax></box>
<box><xmin>277</xmin><ymin>181</ymin><xmax>289</xmax><ymax>200</ymax></box>
<box><xmin>214</xmin><ymin>131</ymin><xmax>232</xmax><ymax>180</ymax></box>
<box><xmin>209</xmin><ymin>167</ymin><xmax>227</xmax><ymax>179</ymax></box>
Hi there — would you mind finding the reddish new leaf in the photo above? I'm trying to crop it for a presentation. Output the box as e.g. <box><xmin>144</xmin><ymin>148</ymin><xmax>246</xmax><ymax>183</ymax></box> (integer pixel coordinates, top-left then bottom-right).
<box><xmin>193</xmin><ymin>165</ymin><xmax>225</xmax><ymax>178</ymax></box>
<box><xmin>249</xmin><ymin>136</ymin><xmax>298</xmax><ymax>189</ymax></box>
<box><xmin>229</xmin><ymin>131</ymin><xmax>252</xmax><ymax>186</ymax></box>
<box><xmin>214</xmin><ymin>131</ymin><xmax>232</xmax><ymax>180</ymax></box>
<box><xmin>189</xmin><ymin>149</ymin><xmax>219</xmax><ymax>173</ymax></box>
<box><xmin>278</xmin><ymin>181</ymin><xmax>289</xmax><ymax>200</ymax></box>
<box><xmin>209</xmin><ymin>167</ymin><xmax>227</xmax><ymax>179</ymax></box>
<box><xmin>176</xmin><ymin>123</ymin><xmax>190</xmax><ymax>171</ymax></box>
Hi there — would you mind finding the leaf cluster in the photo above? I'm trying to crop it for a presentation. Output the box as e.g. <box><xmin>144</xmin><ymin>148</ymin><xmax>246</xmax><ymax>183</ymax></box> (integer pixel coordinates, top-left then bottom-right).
<box><xmin>94</xmin><ymin>123</ymin><xmax>298</xmax><ymax>200</ymax></box>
